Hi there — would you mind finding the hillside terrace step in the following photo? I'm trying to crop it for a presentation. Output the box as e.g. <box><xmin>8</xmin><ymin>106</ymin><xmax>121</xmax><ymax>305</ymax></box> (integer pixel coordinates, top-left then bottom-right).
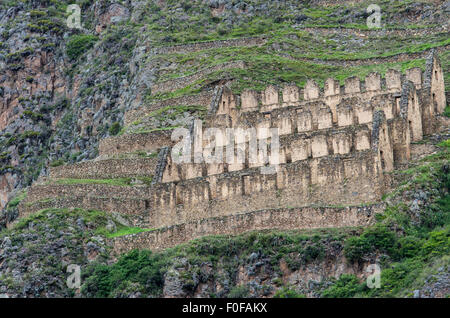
<box><xmin>145</xmin><ymin>26</ymin><xmax>446</xmax><ymax>58</ymax></box>
<box><xmin>99</xmin><ymin>129</ymin><xmax>174</xmax><ymax>156</ymax></box>
<box><xmin>149</xmin><ymin>36</ymin><xmax>267</xmax><ymax>55</ymax></box>
<box><xmin>22</xmin><ymin>149</ymin><xmax>385</xmax><ymax>230</ymax></box>
<box><xmin>281</xmin><ymin>44</ymin><xmax>450</xmax><ymax>67</ymax></box>
<box><xmin>150</xmin><ymin>61</ymin><xmax>246</xmax><ymax>95</ymax></box>
<box><xmin>23</xmin><ymin>183</ymin><xmax>153</xmax><ymax>203</ymax></box>
<box><xmin>49</xmin><ymin>157</ymin><xmax>158</xmax><ymax>180</ymax></box>
<box><xmin>113</xmin><ymin>203</ymin><xmax>385</xmax><ymax>253</ymax></box>
<box><xmin>295</xmin><ymin>25</ymin><xmax>449</xmax><ymax>38</ymax></box>
<box><xmin>18</xmin><ymin>196</ymin><xmax>150</xmax><ymax>228</ymax></box>
<box><xmin>124</xmin><ymin>91</ymin><xmax>214</xmax><ymax>126</ymax></box>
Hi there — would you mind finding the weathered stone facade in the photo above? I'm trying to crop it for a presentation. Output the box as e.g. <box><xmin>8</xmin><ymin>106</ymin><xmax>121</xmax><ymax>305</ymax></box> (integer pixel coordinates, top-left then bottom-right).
<box><xmin>114</xmin><ymin>204</ymin><xmax>384</xmax><ymax>253</ymax></box>
<box><xmin>16</xmin><ymin>50</ymin><xmax>447</xmax><ymax>252</ymax></box>
<box><xmin>49</xmin><ymin>157</ymin><xmax>157</xmax><ymax>179</ymax></box>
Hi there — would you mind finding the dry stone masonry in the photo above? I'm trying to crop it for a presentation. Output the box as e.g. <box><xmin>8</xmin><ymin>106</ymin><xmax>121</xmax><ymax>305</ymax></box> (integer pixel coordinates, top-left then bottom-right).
<box><xmin>16</xmin><ymin>50</ymin><xmax>447</xmax><ymax>253</ymax></box>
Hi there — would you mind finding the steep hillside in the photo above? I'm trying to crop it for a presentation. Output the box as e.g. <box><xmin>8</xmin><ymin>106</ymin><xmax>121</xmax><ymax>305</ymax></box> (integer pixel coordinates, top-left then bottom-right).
<box><xmin>0</xmin><ymin>0</ymin><xmax>449</xmax><ymax>298</ymax></box>
<box><xmin>1</xmin><ymin>0</ymin><xmax>449</xmax><ymax>219</ymax></box>
<box><xmin>1</xmin><ymin>136</ymin><xmax>448</xmax><ymax>297</ymax></box>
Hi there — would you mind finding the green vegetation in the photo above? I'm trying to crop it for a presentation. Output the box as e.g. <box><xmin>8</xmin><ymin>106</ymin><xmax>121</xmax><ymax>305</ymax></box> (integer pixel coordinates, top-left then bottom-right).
<box><xmin>444</xmin><ymin>105</ymin><xmax>450</xmax><ymax>118</ymax></box>
<box><xmin>124</xmin><ymin>126</ymin><xmax>178</xmax><ymax>136</ymax></box>
<box><xmin>343</xmin><ymin>223</ymin><xmax>398</xmax><ymax>263</ymax></box>
<box><xmin>82</xmin><ymin>249</ymin><xmax>165</xmax><ymax>297</ymax></box>
<box><xmin>228</xmin><ymin>285</ymin><xmax>251</xmax><ymax>298</ymax></box>
<box><xmin>49</xmin><ymin>159</ymin><xmax>65</xmax><ymax>167</ymax></box>
<box><xmin>322</xmin><ymin>274</ymin><xmax>363</xmax><ymax>298</ymax></box>
<box><xmin>22</xmin><ymin>110</ymin><xmax>44</xmax><ymax>121</ymax></box>
<box><xmin>81</xmin><ymin>227</ymin><xmax>350</xmax><ymax>297</ymax></box>
<box><xmin>108</xmin><ymin>122</ymin><xmax>122</xmax><ymax>136</ymax></box>
<box><xmin>438</xmin><ymin>139</ymin><xmax>450</xmax><ymax>149</ymax></box>
<box><xmin>5</xmin><ymin>190</ymin><xmax>27</xmax><ymax>212</ymax></box>
<box><xmin>0</xmin><ymin>207</ymin><xmax>118</xmax><ymax>296</ymax></box>
<box><xmin>273</xmin><ymin>287</ymin><xmax>306</xmax><ymax>298</ymax></box>
<box><xmin>322</xmin><ymin>148</ymin><xmax>450</xmax><ymax>298</ymax></box>
<box><xmin>124</xmin><ymin>105</ymin><xmax>207</xmax><ymax>134</ymax></box>
<box><xmin>105</xmin><ymin>226</ymin><xmax>153</xmax><ymax>238</ymax></box>
<box><xmin>66</xmin><ymin>34</ymin><xmax>98</xmax><ymax>60</ymax></box>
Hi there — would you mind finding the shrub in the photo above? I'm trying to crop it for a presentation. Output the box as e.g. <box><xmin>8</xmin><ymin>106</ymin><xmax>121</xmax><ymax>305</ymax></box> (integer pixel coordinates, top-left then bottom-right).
<box><xmin>81</xmin><ymin>249</ymin><xmax>165</xmax><ymax>297</ymax></box>
<box><xmin>397</xmin><ymin>236</ymin><xmax>422</xmax><ymax>258</ymax></box>
<box><xmin>344</xmin><ymin>224</ymin><xmax>399</xmax><ymax>262</ymax></box>
<box><xmin>30</xmin><ymin>10</ymin><xmax>47</xmax><ymax>18</ymax></box>
<box><xmin>274</xmin><ymin>287</ymin><xmax>305</xmax><ymax>298</ymax></box>
<box><xmin>228</xmin><ymin>285</ymin><xmax>250</xmax><ymax>298</ymax></box>
<box><xmin>49</xmin><ymin>159</ymin><xmax>65</xmax><ymax>167</ymax></box>
<box><xmin>444</xmin><ymin>105</ymin><xmax>450</xmax><ymax>118</ymax></box>
<box><xmin>422</xmin><ymin>228</ymin><xmax>450</xmax><ymax>257</ymax></box>
<box><xmin>6</xmin><ymin>191</ymin><xmax>27</xmax><ymax>210</ymax></box>
<box><xmin>108</xmin><ymin>122</ymin><xmax>121</xmax><ymax>136</ymax></box>
<box><xmin>321</xmin><ymin>274</ymin><xmax>363</xmax><ymax>298</ymax></box>
<box><xmin>437</xmin><ymin>139</ymin><xmax>450</xmax><ymax>149</ymax></box>
<box><xmin>21</xmin><ymin>131</ymin><xmax>41</xmax><ymax>139</ymax></box>
<box><xmin>22</xmin><ymin>110</ymin><xmax>44</xmax><ymax>121</ymax></box>
<box><xmin>303</xmin><ymin>244</ymin><xmax>324</xmax><ymax>262</ymax></box>
<box><xmin>66</xmin><ymin>34</ymin><xmax>97</xmax><ymax>60</ymax></box>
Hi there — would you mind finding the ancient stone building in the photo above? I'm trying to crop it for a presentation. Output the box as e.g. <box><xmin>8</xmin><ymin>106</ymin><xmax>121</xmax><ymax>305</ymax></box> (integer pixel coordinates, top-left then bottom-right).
<box><xmin>16</xmin><ymin>51</ymin><xmax>447</xmax><ymax>253</ymax></box>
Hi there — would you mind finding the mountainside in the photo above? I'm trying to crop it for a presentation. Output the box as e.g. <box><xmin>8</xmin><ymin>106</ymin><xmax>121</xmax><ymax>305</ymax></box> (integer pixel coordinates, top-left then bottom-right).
<box><xmin>0</xmin><ymin>0</ymin><xmax>449</xmax><ymax>298</ymax></box>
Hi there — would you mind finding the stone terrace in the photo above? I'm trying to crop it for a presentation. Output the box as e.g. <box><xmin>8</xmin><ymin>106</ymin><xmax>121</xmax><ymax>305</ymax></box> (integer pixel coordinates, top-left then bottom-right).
<box><xmin>15</xmin><ymin>50</ymin><xmax>448</xmax><ymax>253</ymax></box>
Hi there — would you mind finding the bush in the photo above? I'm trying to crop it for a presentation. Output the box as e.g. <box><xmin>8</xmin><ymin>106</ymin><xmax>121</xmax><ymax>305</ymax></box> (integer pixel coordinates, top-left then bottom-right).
<box><xmin>444</xmin><ymin>105</ymin><xmax>450</xmax><ymax>118</ymax></box>
<box><xmin>81</xmin><ymin>249</ymin><xmax>165</xmax><ymax>297</ymax></box>
<box><xmin>303</xmin><ymin>244</ymin><xmax>324</xmax><ymax>262</ymax></box>
<box><xmin>398</xmin><ymin>236</ymin><xmax>422</xmax><ymax>258</ymax></box>
<box><xmin>66</xmin><ymin>34</ymin><xmax>97</xmax><ymax>60</ymax></box>
<box><xmin>321</xmin><ymin>274</ymin><xmax>363</xmax><ymax>298</ymax></box>
<box><xmin>344</xmin><ymin>224</ymin><xmax>399</xmax><ymax>262</ymax></box>
<box><xmin>437</xmin><ymin>139</ymin><xmax>450</xmax><ymax>149</ymax></box>
<box><xmin>274</xmin><ymin>287</ymin><xmax>305</xmax><ymax>298</ymax></box>
<box><xmin>108</xmin><ymin>122</ymin><xmax>121</xmax><ymax>136</ymax></box>
<box><xmin>422</xmin><ymin>228</ymin><xmax>450</xmax><ymax>257</ymax></box>
<box><xmin>228</xmin><ymin>285</ymin><xmax>250</xmax><ymax>298</ymax></box>
<box><xmin>49</xmin><ymin>159</ymin><xmax>65</xmax><ymax>167</ymax></box>
<box><xmin>22</xmin><ymin>110</ymin><xmax>44</xmax><ymax>121</ymax></box>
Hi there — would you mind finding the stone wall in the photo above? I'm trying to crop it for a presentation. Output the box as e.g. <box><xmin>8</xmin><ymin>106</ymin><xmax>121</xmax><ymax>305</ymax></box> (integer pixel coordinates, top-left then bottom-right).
<box><xmin>297</xmin><ymin>25</ymin><xmax>448</xmax><ymax>39</ymax></box>
<box><xmin>19</xmin><ymin>196</ymin><xmax>150</xmax><ymax>228</ymax></box>
<box><xmin>161</xmin><ymin>122</ymin><xmax>384</xmax><ymax>183</ymax></box>
<box><xmin>49</xmin><ymin>157</ymin><xmax>157</xmax><ymax>179</ymax></box>
<box><xmin>113</xmin><ymin>204</ymin><xmax>384</xmax><ymax>253</ymax></box>
<box><xmin>150</xmin><ymin>61</ymin><xmax>246</xmax><ymax>95</ymax></box>
<box><xmin>23</xmin><ymin>183</ymin><xmax>153</xmax><ymax>203</ymax></box>
<box><xmin>98</xmin><ymin>130</ymin><xmax>174</xmax><ymax>156</ymax></box>
<box><xmin>151</xmin><ymin>36</ymin><xmax>266</xmax><ymax>55</ymax></box>
<box><xmin>21</xmin><ymin>146</ymin><xmax>384</xmax><ymax>230</ymax></box>
<box><xmin>14</xmin><ymin>47</ymin><xmax>446</xmax><ymax>251</ymax></box>
<box><xmin>211</xmin><ymin>51</ymin><xmax>445</xmax><ymax>127</ymax></box>
<box><xmin>156</xmin><ymin>150</ymin><xmax>383</xmax><ymax>228</ymax></box>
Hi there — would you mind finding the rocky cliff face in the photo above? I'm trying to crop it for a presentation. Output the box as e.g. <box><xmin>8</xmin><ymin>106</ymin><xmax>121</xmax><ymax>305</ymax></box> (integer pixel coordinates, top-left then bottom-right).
<box><xmin>0</xmin><ymin>1</ymin><xmax>138</xmax><ymax>217</ymax></box>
